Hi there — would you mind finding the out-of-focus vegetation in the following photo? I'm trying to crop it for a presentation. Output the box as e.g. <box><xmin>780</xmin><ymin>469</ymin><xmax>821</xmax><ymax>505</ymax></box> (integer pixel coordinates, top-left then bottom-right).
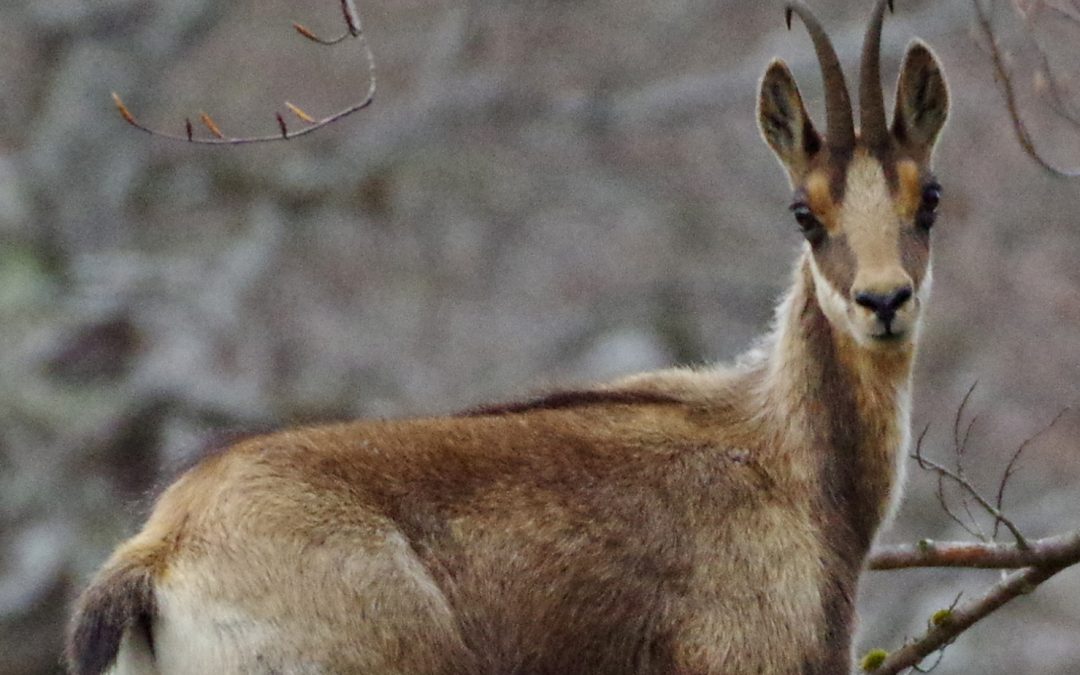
<box><xmin>1</xmin><ymin>1</ymin><xmax>1079</xmax><ymax>673</ymax></box>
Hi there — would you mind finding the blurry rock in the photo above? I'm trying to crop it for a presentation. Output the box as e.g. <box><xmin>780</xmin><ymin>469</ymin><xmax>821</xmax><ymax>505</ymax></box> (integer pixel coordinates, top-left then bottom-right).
<box><xmin>44</xmin><ymin>314</ymin><xmax>141</xmax><ymax>384</ymax></box>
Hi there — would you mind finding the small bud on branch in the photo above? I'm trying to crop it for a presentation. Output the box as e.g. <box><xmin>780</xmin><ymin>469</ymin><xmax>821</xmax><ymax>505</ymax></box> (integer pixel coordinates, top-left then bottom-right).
<box><xmin>293</xmin><ymin>22</ymin><xmax>321</xmax><ymax>42</ymax></box>
<box><xmin>286</xmin><ymin>102</ymin><xmax>316</xmax><ymax>124</ymax></box>
<box><xmin>111</xmin><ymin>92</ymin><xmax>137</xmax><ymax>126</ymax></box>
<box><xmin>860</xmin><ymin>648</ymin><xmax>888</xmax><ymax>671</ymax></box>
<box><xmin>200</xmin><ymin>112</ymin><xmax>225</xmax><ymax>139</ymax></box>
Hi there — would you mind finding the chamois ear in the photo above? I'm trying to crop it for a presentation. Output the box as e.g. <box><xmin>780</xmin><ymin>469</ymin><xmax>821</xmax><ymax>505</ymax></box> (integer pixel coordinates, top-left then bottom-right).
<box><xmin>758</xmin><ymin>60</ymin><xmax>822</xmax><ymax>179</ymax></box>
<box><xmin>891</xmin><ymin>40</ymin><xmax>948</xmax><ymax>161</ymax></box>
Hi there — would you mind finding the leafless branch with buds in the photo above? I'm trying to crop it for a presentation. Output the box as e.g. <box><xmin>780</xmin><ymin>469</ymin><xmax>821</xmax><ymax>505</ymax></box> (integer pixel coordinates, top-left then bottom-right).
<box><xmin>860</xmin><ymin>392</ymin><xmax>1077</xmax><ymax>673</ymax></box>
<box><xmin>111</xmin><ymin>0</ymin><xmax>375</xmax><ymax>145</ymax></box>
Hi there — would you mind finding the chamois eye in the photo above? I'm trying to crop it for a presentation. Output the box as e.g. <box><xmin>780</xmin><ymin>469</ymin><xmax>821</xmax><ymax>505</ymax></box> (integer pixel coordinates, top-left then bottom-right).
<box><xmin>921</xmin><ymin>183</ymin><xmax>941</xmax><ymax>211</ymax></box>
<box><xmin>916</xmin><ymin>182</ymin><xmax>942</xmax><ymax>230</ymax></box>
<box><xmin>790</xmin><ymin>202</ymin><xmax>824</xmax><ymax>243</ymax></box>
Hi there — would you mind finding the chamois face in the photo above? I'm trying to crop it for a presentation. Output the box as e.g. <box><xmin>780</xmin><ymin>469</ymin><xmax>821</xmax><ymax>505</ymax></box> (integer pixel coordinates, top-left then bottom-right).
<box><xmin>758</xmin><ymin>41</ymin><xmax>948</xmax><ymax>349</ymax></box>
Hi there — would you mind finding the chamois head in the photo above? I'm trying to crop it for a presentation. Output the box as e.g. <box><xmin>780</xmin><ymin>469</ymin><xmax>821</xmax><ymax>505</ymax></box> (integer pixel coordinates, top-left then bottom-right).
<box><xmin>758</xmin><ymin>0</ymin><xmax>948</xmax><ymax>349</ymax></box>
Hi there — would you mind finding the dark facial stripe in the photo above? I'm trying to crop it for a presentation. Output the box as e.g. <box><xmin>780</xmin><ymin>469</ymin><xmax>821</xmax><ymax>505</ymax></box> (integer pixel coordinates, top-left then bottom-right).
<box><xmin>824</xmin><ymin>147</ymin><xmax>853</xmax><ymax>203</ymax></box>
<box><xmin>875</xmin><ymin>142</ymin><xmax>900</xmax><ymax>191</ymax></box>
<box><xmin>810</xmin><ymin>232</ymin><xmax>856</xmax><ymax>298</ymax></box>
<box><xmin>899</xmin><ymin>224</ymin><xmax>931</xmax><ymax>289</ymax></box>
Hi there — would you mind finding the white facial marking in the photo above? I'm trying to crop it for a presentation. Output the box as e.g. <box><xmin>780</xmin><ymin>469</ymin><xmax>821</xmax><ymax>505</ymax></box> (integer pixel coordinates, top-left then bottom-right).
<box><xmin>808</xmin><ymin>254</ymin><xmax>861</xmax><ymax>341</ymax></box>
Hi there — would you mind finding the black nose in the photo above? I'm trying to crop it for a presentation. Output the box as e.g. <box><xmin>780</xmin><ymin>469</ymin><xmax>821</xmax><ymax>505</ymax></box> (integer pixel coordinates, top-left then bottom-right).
<box><xmin>854</xmin><ymin>286</ymin><xmax>913</xmax><ymax>323</ymax></box>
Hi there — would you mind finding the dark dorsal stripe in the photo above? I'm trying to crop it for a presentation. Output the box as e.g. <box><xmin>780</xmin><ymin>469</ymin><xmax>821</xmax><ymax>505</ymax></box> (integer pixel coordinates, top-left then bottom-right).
<box><xmin>459</xmin><ymin>389</ymin><xmax>683</xmax><ymax>418</ymax></box>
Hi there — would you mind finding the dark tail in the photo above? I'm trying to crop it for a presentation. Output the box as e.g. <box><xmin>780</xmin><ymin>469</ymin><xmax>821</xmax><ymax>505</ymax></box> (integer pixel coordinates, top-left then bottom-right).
<box><xmin>66</xmin><ymin>559</ymin><xmax>157</xmax><ymax>675</ymax></box>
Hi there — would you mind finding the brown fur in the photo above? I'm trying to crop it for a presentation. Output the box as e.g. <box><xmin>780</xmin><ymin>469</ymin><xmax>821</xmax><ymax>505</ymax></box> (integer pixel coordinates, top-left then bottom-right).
<box><xmin>67</xmin><ymin>7</ymin><xmax>950</xmax><ymax>675</ymax></box>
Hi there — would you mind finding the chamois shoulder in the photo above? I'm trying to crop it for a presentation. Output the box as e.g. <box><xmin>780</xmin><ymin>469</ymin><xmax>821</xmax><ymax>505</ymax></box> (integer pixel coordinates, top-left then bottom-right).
<box><xmin>610</xmin><ymin>364</ymin><xmax>751</xmax><ymax>402</ymax></box>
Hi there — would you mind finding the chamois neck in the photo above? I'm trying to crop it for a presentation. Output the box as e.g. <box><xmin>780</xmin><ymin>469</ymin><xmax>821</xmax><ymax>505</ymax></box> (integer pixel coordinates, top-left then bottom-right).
<box><xmin>763</xmin><ymin>252</ymin><xmax>915</xmax><ymax>421</ymax></box>
<box><xmin>756</xmin><ymin>252</ymin><xmax>916</xmax><ymax>546</ymax></box>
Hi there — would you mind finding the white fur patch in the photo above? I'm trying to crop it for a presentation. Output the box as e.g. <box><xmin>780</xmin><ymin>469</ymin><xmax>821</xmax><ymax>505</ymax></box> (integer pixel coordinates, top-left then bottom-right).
<box><xmin>808</xmin><ymin>254</ymin><xmax>859</xmax><ymax>340</ymax></box>
<box><xmin>151</xmin><ymin>585</ymin><xmax>287</xmax><ymax>675</ymax></box>
<box><xmin>106</xmin><ymin>627</ymin><xmax>156</xmax><ymax>675</ymax></box>
<box><xmin>882</xmin><ymin>385</ymin><xmax>913</xmax><ymax>529</ymax></box>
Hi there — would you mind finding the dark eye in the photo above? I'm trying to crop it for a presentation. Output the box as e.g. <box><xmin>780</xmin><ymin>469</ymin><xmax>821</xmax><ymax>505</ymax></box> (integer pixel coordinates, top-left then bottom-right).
<box><xmin>917</xmin><ymin>182</ymin><xmax>942</xmax><ymax>230</ymax></box>
<box><xmin>790</xmin><ymin>202</ymin><xmax>825</xmax><ymax>244</ymax></box>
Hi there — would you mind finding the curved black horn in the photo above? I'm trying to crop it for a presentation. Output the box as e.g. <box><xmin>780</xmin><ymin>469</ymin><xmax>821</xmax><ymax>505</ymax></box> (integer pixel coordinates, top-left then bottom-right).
<box><xmin>860</xmin><ymin>0</ymin><xmax>895</xmax><ymax>149</ymax></box>
<box><xmin>785</xmin><ymin>1</ymin><xmax>855</xmax><ymax>150</ymax></box>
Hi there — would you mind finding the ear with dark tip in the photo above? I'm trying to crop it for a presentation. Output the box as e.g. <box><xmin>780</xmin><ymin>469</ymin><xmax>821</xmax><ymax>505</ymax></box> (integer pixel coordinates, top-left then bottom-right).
<box><xmin>758</xmin><ymin>60</ymin><xmax>822</xmax><ymax>179</ymax></box>
<box><xmin>891</xmin><ymin>40</ymin><xmax>949</xmax><ymax>160</ymax></box>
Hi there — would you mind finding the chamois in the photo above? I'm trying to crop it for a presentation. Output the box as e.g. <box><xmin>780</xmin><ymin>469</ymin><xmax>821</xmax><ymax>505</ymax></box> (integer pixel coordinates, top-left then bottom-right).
<box><xmin>67</xmin><ymin>1</ymin><xmax>949</xmax><ymax>673</ymax></box>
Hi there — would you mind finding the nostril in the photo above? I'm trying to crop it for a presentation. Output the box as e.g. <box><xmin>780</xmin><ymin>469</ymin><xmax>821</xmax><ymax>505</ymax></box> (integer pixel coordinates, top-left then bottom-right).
<box><xmin>854</xmin><ymin>292</ymin><xmax>885</xmax><ymax>312</ymax></box>
<box><xmin>887</xmin><ymin>286</ymin><xmax>913</xmax><ymax>311</ymax></box>
<box><xmin>854</xmin><ymin>286</ymin><xmax>913</xmax><ymax>320</ymax></box>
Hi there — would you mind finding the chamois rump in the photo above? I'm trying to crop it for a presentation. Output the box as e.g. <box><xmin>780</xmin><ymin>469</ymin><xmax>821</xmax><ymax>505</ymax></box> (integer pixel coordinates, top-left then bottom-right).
<box><xmin>67</xmin><ymin>1</ymin><xmax>949</xmax><ymax>673</ymax></box>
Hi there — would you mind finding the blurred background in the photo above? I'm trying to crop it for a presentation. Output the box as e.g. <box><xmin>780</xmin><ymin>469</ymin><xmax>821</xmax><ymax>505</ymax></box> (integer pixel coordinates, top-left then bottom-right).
<box><xmin>2</xmin><ymin>0</ymin><xmax>1079</xmax><ymax>672</ymax></box>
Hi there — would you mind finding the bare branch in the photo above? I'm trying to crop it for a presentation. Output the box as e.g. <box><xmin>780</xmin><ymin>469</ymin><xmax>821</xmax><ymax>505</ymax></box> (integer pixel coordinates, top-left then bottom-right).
<box><xmin>1021</xmin><ymin>11</ymin><xmax>1080</xmax><ymax>131</ymax></box>
<box><xmin>111</xmin><ymin>2</ymin><xmax>376</xmax><ymax>145</ymax></box>
<box><xmin>910</xmin><ymin>646</ymin><xmax>947</xmax><ymax>673</ymax></box>
<box><xmin>866</xmin><ymin>395</ymin><xmax>1078</xmax><ymax>672</ymax></box>
<box><xmin>869</xmin><ymin>562</ymin><xmax>1073</xmax><ymax>674</ymax></box>
<box><xmin>951</xmin><ymin>382</ymin><xmax>977</xmax><ymax>452</ymax></box>
<box><xmin>868</xmin><ymin>529</ymin><xmax>1080</xmax><ymax>570</ymax></box>
<box><xmin>914</xmin><ymin>421</ymin><xmax>991</xmax><ymax>543</ymax></box>
<box><xmin>912</xmin><ymin>450</ymin><xmax>1030</xmax><ymax>549</ymax></box>
<box><xmin>1044</xmin><ymin>0</ymin><xmax>1080</xmax><ymax>26</ymax></box>
<box><xmin>953</xmin><ymin>402</ymin><xmax>986</xmax><ymax>541</ymax></box>
<box><xmin>973</xmin><ymin>0</ymin><xmax>1080</xmax><ymax>177</ymax></box>
<box><xmin>925</xmin><ymin>387</ymin><xmax>990</xmax><ymax>542</ymax></box>
<box><xmin>911</xmin><ymin>386</ymin><xmax>1038</xmax><ymax>549</ymax></box>
<box><xmin>293</xmin><ymin>0</ymin><xmax>361</xmax><ymax>45</ymax></box>
<box><xmin>912</xmin><ymin>424</ymin><xmax>972</xmax><ymax>538</ymax></box>
<box><xmin>993</xmin><ymin>406</ymin><xmax>1070</xmax><ymax>539</ymax></box>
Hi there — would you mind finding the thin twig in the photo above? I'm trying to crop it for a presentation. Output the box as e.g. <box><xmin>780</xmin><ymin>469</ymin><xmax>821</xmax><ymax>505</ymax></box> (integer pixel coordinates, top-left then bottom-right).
<box><xmin>1044</xmin><ymin>0</ymin><xmax>1080</xmax><ymax>26</ymax></box>
<box><xmin>955</xmin><ymin>413</ymin><xmax>987</xmax><ymax>541</ymax></box>
<box><xmin>973</xmin><ymin>0</ymin><xmax>1080</xmax><ymax>177</ymax></box>
<box><xmin>111</xmin><ymin>2</ymin><xmax>376</xmax><ymax>145</ymax></box>
<box><xmin>912</xmin><ymin>450</ymin><xmax>1030</xmax><ymax>549</ymax></box>
<box><xmin>1021</xmin><ymin>9</ymin><xmax>1080</xmax><ymax>131</ymax></box>
<box><xmin>993</xmin><ymin>407</ymin><xmax>1070</xmax><ymax>539</ymax></box>
<box><xmin>905</xmin><ymin>592</ymin><xmax>964</xmax><ymax>673</ymax></box>
<box><xmin>915</xmin><ymin>422</ymin><xmax>986</xmax><ymax>542</ymax></box>
<box><xmin>934</xmin><ymin>472</ymin><xmax>984</xmax><ymax>540</ymax></box>
<box><xmin>940</xmin><ymin>385</ymin><xmax>989</xmax><ymax>540</ymax></box>
<box><xmin>910</xmin><ymin>648</ymin><xmax>946</xmax><ymax>673</ymax></box>
<box><xmin>951</xmin><ymin>382</ymin><xmax>978</xmax><ymax>452</ymax></box>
